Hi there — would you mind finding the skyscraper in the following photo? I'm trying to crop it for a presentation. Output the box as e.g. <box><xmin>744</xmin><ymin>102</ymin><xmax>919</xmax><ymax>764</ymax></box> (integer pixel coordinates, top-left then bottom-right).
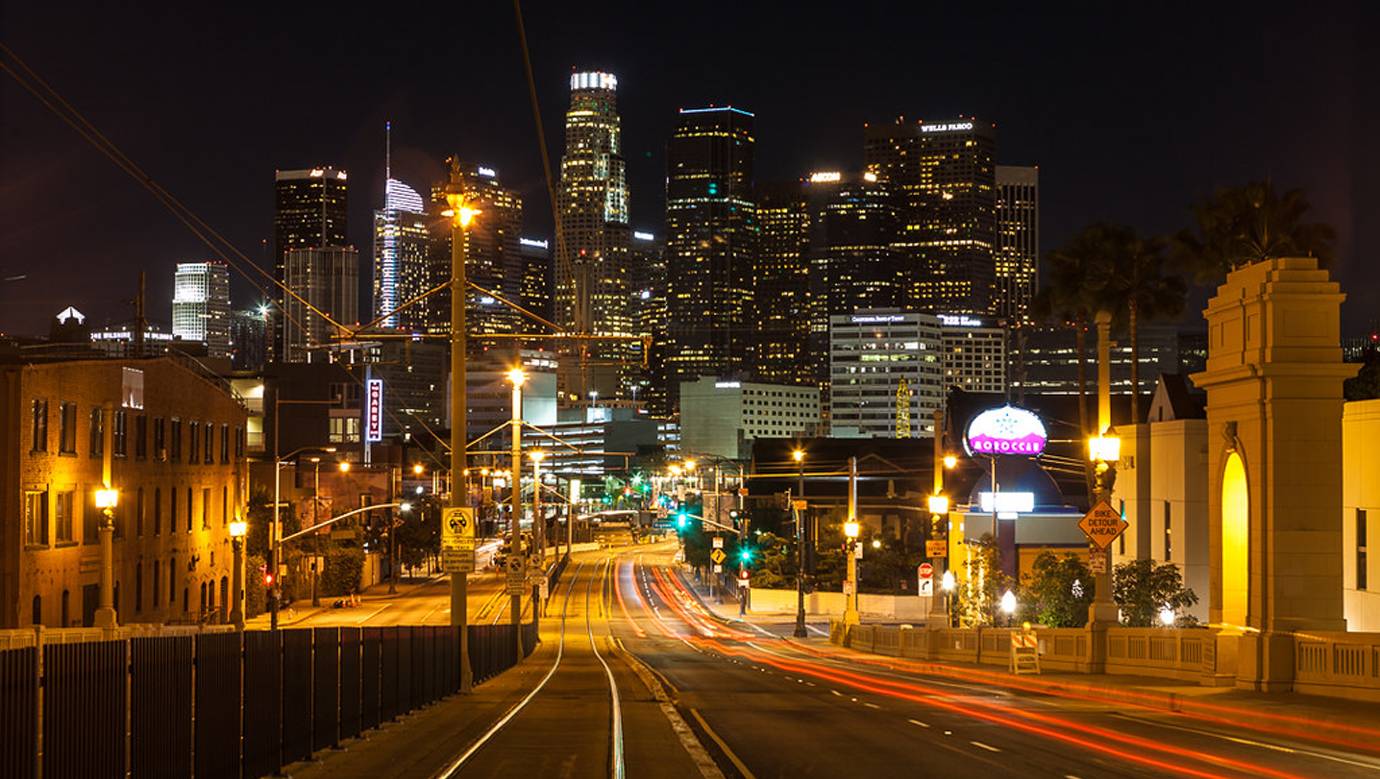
<box><xmin>518</xmin><ymin>236</ymin><xmax>554</xmax><ymax>325</ymax></box>
<box><xmin>664</xmin><ymin>106</ymin><xmax>757</xmax><ymax>412</ymax></box>
<box><xmin>629</xmin><ymin>230</ymin><xmax>668</xmax><ymax>412</ymax></box>
<box><xmin>803</xmin><ymin>170</ymin><xmax>905</xmax><ymax>390</ymax></box>
<box><xmin>427</xmin><ymin>163</ymin><xmax>524</xmax><ymax>345</ymax></box>
<box><xmin>864</xmin><ymin>118</ymin><xmax>996</xmax><ymax>315</ymax></box>
<box><xmin>229</xmin><ymin>307</ymin><xmax>269</xmax><ymax>371</ymax></box>
<box><xmin>995</xmin><ymin>165</ymin><xmax>1039</xmax><ymax>324</ymax></box>
<box><xmin>273</xmin><ymin>167</ymin><xmax>348</xmax><ymax>357</ymax></box>
<box><xmin>281</xmin><ymin>246</ymin><xmax>359</xmax><ymax>362</ymax></box>
<box><xmin>752</xmin><ymin>182</ymin><xmax>811</xmax><ymax>388</ymax></box>
<box><xmin>171</xmin><ymin>261</ymin><xmax>231</xmax><ymax>358</ymax></box>
<box><xmin>556</xmin><ymin>71</ymin><xmax>632</xmax><ymax>400</ymax></box>
<box><xmin>373</xmin><ymin>171</ymin><xmax>430</xmax><ymax>330</ymax></box>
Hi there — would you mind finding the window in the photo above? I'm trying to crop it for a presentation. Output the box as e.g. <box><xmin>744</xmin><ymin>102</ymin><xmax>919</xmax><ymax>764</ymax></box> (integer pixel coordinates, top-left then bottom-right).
<box><xmin>153</xmin><ymin>417</ymin><xmax>166</xmax><ymax>460</ymax></box>
<box><xmin>1164</xmin><ymin>501</ymin><xmax>1173</xmax><ymax>562</ymax></box>
<box><xmin>135</xmin><ymin>415</ymin><xmax>147</xmax><ymax>459</ymax></box>
<box><xmin>55</xmin><ymin>491</ymin><xmax>74</xmax><ymax>543</ymax></box>
<box><xmin>113</xmin><ymin>410</ymin><xmax>127</xmax><ymax>457</ymax></box>
<box><xmin>186</xmin><ymin>488</ymin><xmax>193</xmax><ymax>532</ymax></box>
<box><xmin>221</xmin><ymin>424</ymin><xmax>230</xmax><ymax>463</ymax></box>
<box><xmin>170</xmin><ymin>556</ymin><xmax>177</xmax><ymax>603</ymax></box>
<box><xmin>89</xmin><ymin>408</ymin><xmax>104</xmax><ymax>458</ymax></box>
<box><xmin>153</xmin><ymin>487</ymin><xmax>162</xmax><ymax>535</ymax></box>
<box><xmin>170</xmin><ymin>486</ymin><xmax>177</xmax><ymax>532</ymax></box>
<box><xmin>24</xmin><ymin>490</ymin><xmax>49</xmax><ymax>547</ymax></box>
<box><xmin>170</xmin><ymin>419</ymin><xmax>182</xmax><ymax>461</ymax></box>
<box><xmin>221</xmin><ymin>485</ymin><xmax>228</xmax><ymax>527</ymax></box>
<box><xmin>205</xmin><ymin>423</ymin><xmax>214</xmax><ymax>463</ymax></box>
<box><xmin>153</xmin><ymin>561</ymin><xmax>161</xmax><ymax>608</ymax></box>
<box><xmin>136</xmin><ymin>487</ymin><xmax>145</xmax><ymax>537</ymax></box>
<box><xmin>59</xmin><ymin>402</ymin><xmax>77</xmax><ymax>454</ymax></box>
<box><xmin>202</xmin><ymin>487</ymin><xmax>211</xmax><ymax>530</ymax></box>
<box><xmin>235</xmin><ymin>427</ymin><xmax>244</xmax><ymax>460</ymax></box>
<box><xmin>188</xmin><ymin>423</ymin><xmax>199</xmax><ymax>464</ymax></box>
<box><xmin>135</xmin><ymin>563</ymin><xmax>143</xmax><ymax>612</ymax></box>
<box><xmin>1360</xmin><ymin>509</ymin><xmax>1369</xmax><ymax>592</ymax></box>
<box><xmin>31</xmin><ymin>400</ymin><xmax>48</xmax><ymax>452</ymax></box>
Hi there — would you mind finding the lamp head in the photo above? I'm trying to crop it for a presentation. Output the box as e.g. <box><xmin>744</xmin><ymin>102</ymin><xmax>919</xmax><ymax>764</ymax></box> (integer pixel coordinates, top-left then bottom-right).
<box><xmin>507</xmin><ymin>367</ymin><xmax>527</xmax><ymax>386</ymax></box>
<box><xmin>943</xmin><ymin>454</ymin><xmax>958</xmax><ymax>470</ymax></box>
<box><xmin>927</xmin><ymin>494</ymin><xmax>950</xmax><ymax>515</ymax></box>
<box><xmin>1087</xmin><ymin>434</ymin><xmax>1122</xmax><ymax>464</ymax></box>
<box><xmin>94</xmin><ymin>488</ymin><xmax>119</xmax><ymax>509</ymax></box>
<box><xmin>844</xmin><ymin>519</ymin><xmax>860</xmax><ymax>539</ymax></box>
<box><xmin>229</xmin><ymin>519</ymin><xmax>248</xmax><ymax>539</ymax></box>
<box><xmin>941</xmin><ymin>570</ymin><xmax>956</xmax><ymax>592</ymax></box>
<box><xmin>338</xmin><ymin>461</ymin><xmax>351</xmax><ymax>473</ymax></box>
<box><xmin>413</xmin><ymin>463</ymin><xmax>425</xmax><ymax>475</ymax></box>
<box><xmin>791</xmin><ymin>449</ymin><xmax>805</xmax><ymax>463</ymax></box>
<box><xmin>530</xmin><ymin>450</ymin><xmax>546</xmax><ymax>463</ymax></box>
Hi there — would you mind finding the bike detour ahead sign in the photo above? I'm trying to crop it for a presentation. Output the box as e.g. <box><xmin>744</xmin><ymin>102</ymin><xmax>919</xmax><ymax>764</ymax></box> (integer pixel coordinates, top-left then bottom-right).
<box><xmin>1079</xmin><ymin>500</ymin><xmax>1128</xmax><ymax>550</ymax></box>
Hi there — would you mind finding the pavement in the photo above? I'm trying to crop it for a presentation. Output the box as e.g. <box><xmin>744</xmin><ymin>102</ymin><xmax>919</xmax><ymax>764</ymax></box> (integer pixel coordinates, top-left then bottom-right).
<box><xmin>291</xmin><ymin>540</ymin><xmax>1380</xmax><ymax>778</ymax></box>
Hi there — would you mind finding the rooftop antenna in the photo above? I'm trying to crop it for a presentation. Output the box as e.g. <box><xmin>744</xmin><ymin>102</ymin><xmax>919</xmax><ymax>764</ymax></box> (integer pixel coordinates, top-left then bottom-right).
<box><xmin>384</xmin><ymin>120</ymin><xmax>391</xmax><ymax>203</ymax></box>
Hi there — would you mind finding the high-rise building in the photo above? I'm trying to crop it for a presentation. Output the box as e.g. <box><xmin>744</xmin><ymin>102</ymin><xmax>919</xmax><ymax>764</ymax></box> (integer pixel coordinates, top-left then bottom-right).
<box><xmin>372</xmin><ymin>176</ymin><xmax>430</xmax><ymax>331</ymax></box>
<box><xmin>629</xmin><ymin>230</ymin><xmax>668</xmax><ymax>412</ymax></box>
<box><xmin>864</xmin><ymin>118</ymin><xmax>996</xmax><ymax>315</ymax></box>
<box><xmin>229</xmin><ymin>307</ymin><xmax>269</xmax><ymax>371</ymax></box>
<box><xmin>172</xmin><ymin>261</ymin><xmax>231</xmax><ymax>358</ymax></box>
<box><xmin>752</xmin><ymin>182</ymin><xmax>811</xmax><ymax>388</ymax></box>
<box><xmin>938</xmin><ymin>314</ymin><xmax>1007</xmax><ymax>394</ymax></box>
<box><xmin>1013</xmin><ymin>324</ymin><xmax>1179</xmax><ymax>397</ymax></box>
<box><xmin>518</xmin><ymin>237</ymin><xmax>554</xmax><ymax>325</ymax></box>
<box><xmin>679</xmin><ymin>377</ymin><xmax>821</xmax><ymax>460</ymax></box>
<box><xmin>664</xmin><ymin>106</ymin><xmax>757</xmax><ymax>412</ymax></box>
<box><xmin>995</xmin><ymin>165</ymin><xmax>1039</xmax><ymax>324</ymax></box>
<box><xmin>556</xmin><ymin>71</ymin><xmax>632</xmax><ymax>400</ymax></box>
<box><xmin>273</xmin><ymin>167</ymin><xmax>348</xmax><ymax>356</ymax></box>
<box><xmin>804</xmin><ymin>170</ymin><xmax>906</xmax><ymax>390</ymax></box>
<box><xmin>281</xmin><ymin>246</ymin><xmax>359</xmax><ymax>363</ymax></box>
<box><xmin>428</xmin><ymin>163</ymin><xmax>524</xmax><ymax>343</ymax></box>
<box><xmin>829</xmin><ymin>310</ymin><xmax>942</xmax><ymax>439</ymax></box>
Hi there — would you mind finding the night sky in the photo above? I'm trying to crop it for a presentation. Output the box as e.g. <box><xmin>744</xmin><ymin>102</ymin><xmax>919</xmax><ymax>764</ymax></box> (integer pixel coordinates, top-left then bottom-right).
<box><xmin>2</xmin><ymin>2</ymin><xmax>1375</xmax><ymax>336</ymax></box>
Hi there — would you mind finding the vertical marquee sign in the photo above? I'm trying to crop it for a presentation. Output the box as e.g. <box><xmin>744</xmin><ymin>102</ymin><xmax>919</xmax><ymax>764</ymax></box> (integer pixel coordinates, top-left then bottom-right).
<box><xmin>365</xmin><ymin>378</ymin><xmax>384</xmax><ymax>443</ymax></box>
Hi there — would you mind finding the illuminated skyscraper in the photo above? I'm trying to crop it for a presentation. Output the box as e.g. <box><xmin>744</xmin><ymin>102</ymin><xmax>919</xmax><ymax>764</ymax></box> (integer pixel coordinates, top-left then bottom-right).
<box><xmin>629</xmin><ymin>230</ymin><xmax>668</xmax><ymax>412</ymax></box>
<box><xmin>664</xmin><ymin>106</ymin><xmax>757</xmax><ymax>412</ymax></box>
<box><xmin>281</xmin><ymin>246</ymin><xmax>359</xmax><ymax>363</ymax></box>
<box><xmin>863</xmin><ymin>118</ymin><xmax>996</xmax><ymax>315</ymax></box>
<box><xmin>274</xmin><ymin>166</ymin><xmax>348</xmax><ymax>358</ymax></box>
<box><xmin>171</xmin><ymin>261</ymin><xmax>231</xmax><ymax>358</ymax></box>
<box><xmin>995</xmin><ymin>165</ymin><xmax>1039</xmax><ymax>324</ymax></box>
<box><xmin>372</xmin><ymin>133</ymin><xmax>430</xmax><ymax>331</ymax></box>
<box><xmin>427</xmin><ymin>163</ymin><xmax>524</xmax><ymax>343</ymax></box>
<box><xmin>803</xmin><ymin>170</ymin><xmax>905</xmax><ymax>390</ymax></box>
<box><xmin>752</xmin><ymin>182</ymin><xmax>811</xmax><ymax>387</ymax></box>
<box><xmin>556</xmin><ymin>71</ymin><xmax>632</xmax><ymax>400</ymax></box>
<box><xmin>518</xmin><ymin>236</ymin><xmax>554</xmax><ymax>325</ymax></box>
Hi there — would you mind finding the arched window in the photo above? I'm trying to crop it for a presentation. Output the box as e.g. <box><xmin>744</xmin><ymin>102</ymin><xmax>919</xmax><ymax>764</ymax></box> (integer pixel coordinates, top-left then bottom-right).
<box><xmin>61</xmin><ymin>589</ymin><xmax>70</xmax><ymax>627</ymax></box>
<box><xmin>31</xmin><ymin>595</ymin><xmax>41</xmax><ymax>627</ymax></box>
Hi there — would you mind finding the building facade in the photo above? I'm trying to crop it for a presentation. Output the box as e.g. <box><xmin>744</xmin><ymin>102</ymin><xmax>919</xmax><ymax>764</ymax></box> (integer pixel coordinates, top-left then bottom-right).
<box><xmin>1013</xmin><ymin>324</ymin><xmax>1179</xmax><ymax>400</ymax></box>
<box><xmin>828</xmin><ymin>310</ymin><xmax>942</xmax><ymax>439</ymax></box>
<box><xmin>994</xmin><ymin>165</ymin><xmax>1038</xmax><ymax>324</ymax></box>
<box><xmin>752</xmin><ymin>182</ymin><xmax>811</xmax><ymax>388</ymax></box>
<box><xmin>273</xmin><ymin>167</ymin><xmax>349</xmax><ymax>359</ymax></box>
<box><xmin>519</xmin><ymin>237</ymin><xmax>554</xmax><ymax>328</ymax></box>
<box><xmin>372</xmin><ymin>177</ymin><xmax>430</xmax><ymax>331</ymax></box>
<box><xmin>939</xmin><ymin>314</ymin><xmax>1007</xmax><ymax>394</ymax></box>
<box><xmin>1</xmin><ymin>357</ymin><xmax>248</xmax><ymax>628</ymax></box>
<box><xmin>1343</xmin><ymin>399</ymin><xmax>1380</xmax><ymax>631</ymax></box>
<box><xmin>664</xmin><ymin>106</ymin><xmax>758</xmax><ymax>413</ymax></box>
<box><xmin>556</xmin><ymin>71</ymin><xmax>633</xmax><ymax>400</ymax></box>
<box><xmin>281</xmin><ymin>246</ymin><xmax>359</xmax><ymax>363</ymax></box>
<box><xmin>629</xmin><ymin>230</ymin><xmax>668</xmax><ymax>413</ymax></box>
<box><xmin>229</xmin><ymin>308</ymin><xmax>269</xmax><ymax>371</ymax></box>
<box><xmin>863</xmin><ymin>118</ymin><xmax>997</xmax><ymax>315</ymax></box>
<box><xmin>428</xmin><ymin>163</ymin><xmax>524</xmax><ymax>343</ymax></box>
<box><xmin>172</xmin><ymin>261</ymin><xmax>231</xmax><ymax>359</ymax></box>
<box><xmin>679</xmin><ymin>377</ymin><xmax>821</xmax><ymax>460</ymax></box>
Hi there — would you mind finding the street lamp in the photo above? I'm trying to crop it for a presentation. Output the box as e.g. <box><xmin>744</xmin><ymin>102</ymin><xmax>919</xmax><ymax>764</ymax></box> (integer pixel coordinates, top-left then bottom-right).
<box><xmin>413</xmin><ymin>463</ymin><xmax>425</xmax><ymax>476</ymax></box>
<box><xmin>927</xmin><ymin>495</ymin><xmax>950</xmax><ymax>515</ymax></box>
<box><xmin>941</xmin><ymin>570</ymin><xmax>957</xmax><ymax>627</ymax></box>
<box><xmin>842</xmin><ymin>457</ymin><xmax>861</xmax><ymax>627</ymax></box>
<box><xmin>843</xmin><ymin>520</ymin><xmax>860</xmax><ymax>539</ymax></box>
<box><xmin>338</xmin><ymin>460</ymin><xmax>351</xmax><ymax>473</ymax></box>
<box><xmin>1088</xmin><ymin>431</ymin><xmax>1121</xmax><ymax>629</ymax></box>
<box><xmin>507</xmin><ymin>365</ymin><xmax>527</xmax><ymax>655</ymax></box>
<box><xmin>92</xmin><ymin>486</ymin><xmax>119</xmax><ymax>629</ymax></box>
<box><xmin>228</xmin><ymin>516</ymin><xmax>247</xmax><ymax>629</ymax></box>
<box><xmin>1000</xmin><ymin>589</ymin><xmax>1018</xmax><ymax>624</ymax></box>
<box><xmin>791</xmin><ymin>448</ymin><xmax>808</xmax><ymax>638</ymax></box>
<box><xmin>943</xmin><ymin>454</ymin><xmax>958</xmax><ymax>470</ymax></box>
<box><xmin>270</xmin><ymin>443</ymin><xmax>336</xmax><ymax>630</ymax></box>
<box><xmin>531</xmin><ymin>450</ymin><xmax>547</xmax><ymax>562</ymax></box>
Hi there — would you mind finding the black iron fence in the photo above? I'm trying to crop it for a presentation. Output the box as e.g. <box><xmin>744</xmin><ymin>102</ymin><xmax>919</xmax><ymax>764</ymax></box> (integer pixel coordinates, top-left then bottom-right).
<box><xmin>0</xmin><ymin>622</ymin><xmax>536</xmax><ymax>778</ymax></box>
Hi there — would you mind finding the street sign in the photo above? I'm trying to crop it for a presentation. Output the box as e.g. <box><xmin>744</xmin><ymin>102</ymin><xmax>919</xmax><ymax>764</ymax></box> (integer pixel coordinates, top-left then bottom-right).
<box><xmin>441</xmin><ymin>507</ymin><xmax>476</xmax><ymax>574</ymax></box>
<box><xmin>1089</xmin><ymin>552</ymin><xmax>1108</xmax><ymax>575</ymax></box>
<box><xmin>738</xmin><ymin>487</ymin><xmax>749</xmax><ymax>497</ymax></box>
<box><xmin>506</xmin><ymin>556</ymin><xmax>527</xmax><ymax>595</ymax></box>
<box><xmin>918</xmin><ymin>562</ymin><xmax>934</xmax><ymax>597</ymax></box>
<box><xmin>842</xmin><ymin>580</ymin><xmax>855</xmax><ymax>597</ymax></box>
<box><xmin>926</xmin><ymin>539</ymin><xmax>948</xmax><ymax>558</ymax></box>
<box><xmin>713</xmin><ymin>563</ymin><xmax>723</xmax><ymax>573</ymax></box>
<box><xmin>792</xmin><ymin>499</ymin><xmax>807</xmax><ymax>511</ymax></box>
<box><xmin>737</xmin><ymin>573</ymin><xmax>750</xmax><ymax>589</ymax></box>
<box><xmin>712</xmin><ymin>536</ymin><xmax>724</xmax><ymax>549</ymax></box>
<box><xmin>710</xmin><ymin>548</ymin><xmax>727</xmax><ymax>565</ymax></box>
<box><xmin>1078</xmin><ymin>500</ymin><xmax>1129</xmax><ymax>549</ymax></box>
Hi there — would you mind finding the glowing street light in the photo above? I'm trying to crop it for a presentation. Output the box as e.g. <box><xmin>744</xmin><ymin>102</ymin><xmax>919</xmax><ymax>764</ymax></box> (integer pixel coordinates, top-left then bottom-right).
<box><xmin>1088</xmin><ymin>434</ymin><xmax>1122</xmax><ymax>464</ymax></box>
<box><xmin>338</xmin><ymin>461</ymin><xmax>351</xmax><ymax>473</ymax></box>
<box><xmin>1159</xmin><ymin>606</ymin><xmax>1176</xmax><ymax>627</ymax></box>
<box><xmin>844</xmin><ymin>519</ymin><xmax>860</xmax><ymax>539</ymax></box>
<box><xmin>1000</xmin><ymin>589</ymin><xmax>1018</xmax><ymax>616</ymax></box>
<box><xmin>927</xmin><ymin>494</ymin><xmax>950</xmax><ymax>515</ymax></box>
<box><xmin>791</xmin><ymin>448</ymin><xmax>805</xmax><ymax>463</ymax></box>
<box><xmin>228</xmin><ymin>518</ymin><xmax>248</xmax><ymax>539</ymax></box>
<box><xmin>941</xmin><ymin>570</ymin><xmax>956</xmax><ymax>592</ymax></box>
<box><xmin>413</xmin><ymin>463</ymin><xmax>425</xmax><ymax>476</ymax></box>
<box><xmin>507</xmin><ymin>367</ymin><xmax>527</xmax><ymax>387</ymax></box>
<box><xmin>94</xmin><ymin>488</ymin><xmax>119</xmax><ymax>511</ymax></box>
<box><xmin>943</xmin><ymin>454</ymin><xmax>958</xmax><ymax>470</ymax></box>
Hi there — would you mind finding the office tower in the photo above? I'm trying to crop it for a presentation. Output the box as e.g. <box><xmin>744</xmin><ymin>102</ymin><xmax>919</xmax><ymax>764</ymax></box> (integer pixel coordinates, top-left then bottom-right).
<box><xmin>229</xmin><ymin>307</ymin><xmax>269</xmax><ymax>371</ymax></box>
<box><xmin>556</xmin><ymin>71</ymin><xmax>632</xmax><ymax>400</ymax></box>
<box><xmin>664</xmin><ymin>106</ymin><xmax>757</xmax><ymax>412</ymax></box>
<box><xmin>804</xmin><ymin>170</ymin><xmax>905</xmax><ymax>391</ymax></box>
<box><xmin>372</xmin><ymin>134</ymin><xmax>430</xmax><ymax>330</ymax></box>
<box><xmin>995</xmin><ymin>165</ymin><xmax>1039</xmax><ymax>324</ymax></box>
<box><xmin>172</xmin><ymin>261</ymin><xmax>231</xmax><ymax>358</ymax></box>
<box><xmin>273</xmin><ymin>167</ymin><xmax>348</xmax><ymax>356</ymax></box>
<box><xmin>752</xmin><ymin>182</ymin><xmax>811</xmax><ymax>388</ymax></box>
<box><xmin>629</xmin><ymin>230</ymin><xmax>668</xmax><ymax>412</ymax></box>
<box><xmin>864</xmin><ymin>118</ymin><xmax>996</xmax><ymax>315</ymax></box>
<box><xmin>427</xmin><ymin>163</ymin><xmax>524</xmax><ymax>342</ymax></box>
<box><xmin>518</xmin><ymin>237</ymin><xmax>554</xmax><ymax>325</ymax></box>
<box><xmin>829</xmin><ymin>310</ymin><xmax>943</xmax><ymax>439</ymax></box>
<box><xmin>938</xmin><ymin>313</ymin><xmax>1007</xmax><ymax>393</ymax></box>
<box><xmin>281</xmin><ymin>246</ymin><xmax>359</xmax><ymax>363</ymax></box>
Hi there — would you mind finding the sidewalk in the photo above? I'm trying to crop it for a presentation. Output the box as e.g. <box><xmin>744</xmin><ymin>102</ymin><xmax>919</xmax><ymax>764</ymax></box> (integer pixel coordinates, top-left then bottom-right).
<box><xmin>242</xmin><ymin>573</ymin><xmax>454</xmax><ymax>629</ymax></box>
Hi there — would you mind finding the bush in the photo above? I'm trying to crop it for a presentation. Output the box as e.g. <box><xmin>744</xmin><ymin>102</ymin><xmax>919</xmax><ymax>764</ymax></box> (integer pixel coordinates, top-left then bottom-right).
<box><xmin>1023</xmin><ymin>551</ymin><xmax>1093</xmax><ymax>627</ymax></box>
<box><xmin>1113</xmin><ymin>558</ymin><xmax>1199</xmax><ymax>626</ymax></box>
<box><xmin>320</xmin><ymin>546</ymin><xmax>365</xmax><ymax>597</ymax></box>
<box><xmin>245</xmin><ymin>553</ymin><xmax>267</xmax><ymax>618</ymax></box>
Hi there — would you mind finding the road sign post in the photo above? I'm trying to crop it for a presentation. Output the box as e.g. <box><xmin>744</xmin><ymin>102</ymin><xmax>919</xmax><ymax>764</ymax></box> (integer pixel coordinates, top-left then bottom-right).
<box><xmin>1078</xmin><ymin>500</ymin><xmax>1129</xmax><ymax>549</ymax></box>
<box><xmin>917</xmin><ymin>562</ymin><xmax>934</xmax><ymax>597</ymax></box>
<box><xmin>441</xmin><ymin>507</ymin><xmax>476</xmax><ymax>574</ymax></box>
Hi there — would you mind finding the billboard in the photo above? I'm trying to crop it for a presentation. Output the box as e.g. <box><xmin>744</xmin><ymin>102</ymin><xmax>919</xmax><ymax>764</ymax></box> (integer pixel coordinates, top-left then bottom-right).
<box><xmin>365</xmin><ymin>379</ymin><xmax>384</xmax><ymax>443</ymax></box>
<box><xmin>964</xmin><ymin>405</ymin><xmax>1047</xmax><ymax>457</ymax></box>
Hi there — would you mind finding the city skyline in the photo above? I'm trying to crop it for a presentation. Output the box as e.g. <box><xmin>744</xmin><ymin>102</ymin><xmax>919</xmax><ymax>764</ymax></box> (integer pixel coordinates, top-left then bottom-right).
<box><xmin>2</xmin><ymin>4</ymin><xmax>1372</xmax><ymax>337</ymax></box>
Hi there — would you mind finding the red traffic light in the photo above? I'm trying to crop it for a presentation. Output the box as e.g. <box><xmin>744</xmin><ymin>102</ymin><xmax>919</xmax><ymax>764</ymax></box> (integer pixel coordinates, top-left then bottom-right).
<box><xmin>263</xmin><ymin>571</ymin><xmax>275</xmax><ymax>587</ymax></box>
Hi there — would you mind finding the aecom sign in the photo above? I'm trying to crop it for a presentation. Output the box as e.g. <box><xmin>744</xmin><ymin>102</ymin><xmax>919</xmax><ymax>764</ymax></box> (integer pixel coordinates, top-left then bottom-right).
<box><xmin>964</xmin><ymin>405</ymin><xmax>1047</xmax><ymax>456</ymax></box>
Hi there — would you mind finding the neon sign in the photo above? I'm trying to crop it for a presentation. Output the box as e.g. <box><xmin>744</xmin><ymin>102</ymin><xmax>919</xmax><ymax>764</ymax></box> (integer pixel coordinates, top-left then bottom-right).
<box><xmin>964</xmin><ymin>405</ymin><xmax>1046</xmax><ymax>456</ymax></box>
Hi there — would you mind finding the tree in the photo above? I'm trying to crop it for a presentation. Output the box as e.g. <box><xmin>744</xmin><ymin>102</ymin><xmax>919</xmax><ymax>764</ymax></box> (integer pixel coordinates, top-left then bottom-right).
<box><xmin>1022</xmin><ymin>551</ymin><xmax>1093</xmax><ymax>628</ymax></box>
<box><xmin>1174</xmin><ymin>181</ymin><xmax>1336</xmax><ymax>282</ymax></box>
<box><xmin>1102</xmin><ymin>227</ymin><xmax>1188</xmax><ymax>421</ymax></box>
<box><xmin>245</xmin><ymin>487</ymin><xmax>299</xmax><ymax>559</ymax></box>
<box><xmin>320</xmin><ymin>546</ymin><xmax>365</xmax><ymax>597</ymax></box>
<box><xmin>956</xmin><ymin>534</ymin><xmax>1012</xmax><ymax>628</ymax></box>
<box><xmin>1345</xmin><ymin>345</ymin><xmax>1380</xmax><ymax>401</ymax></box>
<box><xmin>1112</xmin><ymin>559</ymin><xmax>1199</xmax><ymax>627</ymax></box>
<box><xmin>394</xmin><ymin>496</ymin><xmax>439</xmax><ymax>572</ymax></box>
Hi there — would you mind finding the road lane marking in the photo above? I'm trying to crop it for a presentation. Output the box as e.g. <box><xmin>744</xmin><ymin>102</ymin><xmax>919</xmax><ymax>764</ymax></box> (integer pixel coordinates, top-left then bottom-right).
<box><xmin>689</xmin><ymin>708</ymin><xmax>758</xmax><ymax>779</ymax></box>
<box><xmin>908</xmin><ymin>719</ymin><xmax>930</xmax><ymax>728</ymax></box>
<box><xmin>586</xmin><ymin>557</ymin><xmax>625</xmax><ymax>779</ymax></box>
<box><xmin>1111</xmin><ymin>713</ymin><xmax>1380</xmax><ymax>770</ymax></box>
<box><xmin>863</xmin><ymin>702</ymin><xmax>881</xmax><ymax>709</ymax></box>
<box><xmin>970</xmin><ymin>741</ymin><xmax>1001</xmax><ymax>753</ymax></box>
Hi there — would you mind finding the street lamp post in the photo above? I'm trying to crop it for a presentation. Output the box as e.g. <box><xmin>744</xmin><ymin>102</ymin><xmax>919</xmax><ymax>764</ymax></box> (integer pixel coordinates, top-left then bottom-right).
<box><xmin>929</xmin><ymin>407</ymin><xmax>949</xmax><ymax>625</ymax></box>
<box><xmin>443</xmin><ymin>163</ymin><xmax>479</xmax><ymax>693</ymax></box>
<box><xmin>507</xmin><ymin>367</ymin><xmax>527</xmax><ymax>660</ymax></box>
<box><xmin>93</xmin><ymin>486</ymin><xmax>119</xmax><ymax>630</ymax></box>
<box><xmin>270</xmin><ymin>397</ymin><xmax>338</xmax><ymax>630</ymax></box>
<box><xmin>843</xmin><ymin>456</ymin><xmax>861</xmax><ymax>627</ymax></box>
<box><xmin>228</xmin><ymin>517</ymin><xmax>247</xmax><ymax>629</ymax></box>
<box><xmin>531</xmin><ymin>450</ymin><xmax>546</xmax><ymax>563</ymax></box>
<box><xmin>1087</xmin><ymin>309</ymin><xmax>1121</xmax><ymax>671</ymax></box>
<box><xmin>792</xmin><ymin>448</ymin><xmax>808</xmax><ymax>638</ymax></box>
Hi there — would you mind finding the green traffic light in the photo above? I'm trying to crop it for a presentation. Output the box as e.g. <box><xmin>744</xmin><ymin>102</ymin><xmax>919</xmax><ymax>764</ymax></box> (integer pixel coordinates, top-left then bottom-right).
<box><xmin>739</xmin><ymin>548</ymin><xmax>753</xmax><ymax>563</ymax></box>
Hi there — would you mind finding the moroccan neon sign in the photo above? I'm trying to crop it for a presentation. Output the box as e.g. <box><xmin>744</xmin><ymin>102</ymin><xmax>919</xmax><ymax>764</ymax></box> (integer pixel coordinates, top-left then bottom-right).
<box><xmin>964</xmin><ymin>405</ymin><xmax>1047</xmax><ymax>456</ymax></box>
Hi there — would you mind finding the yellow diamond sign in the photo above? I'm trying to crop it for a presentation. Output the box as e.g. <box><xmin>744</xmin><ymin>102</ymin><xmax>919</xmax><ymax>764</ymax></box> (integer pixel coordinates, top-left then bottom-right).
<box><xmin>710</xmin><ymin>548</ymin><xmax>727</xmax><ymax>565</ymax></box>
<box><xmin>1079</xmin><ymin>500</ymin><xmax>1128</xmax><ymax>550</ymax></box>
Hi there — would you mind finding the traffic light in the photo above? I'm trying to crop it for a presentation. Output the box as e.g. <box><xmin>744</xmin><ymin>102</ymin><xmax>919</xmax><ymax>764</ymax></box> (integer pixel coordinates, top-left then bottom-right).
<box><xmin>728</xmin><ymin>509</ymin><xmax>740</xmax><ymax>523</ymax></box>
<box><xmin>739</xmin><ymin>546</ymin><xmax>754</xmax><ymax>564</ymax></box>
<box><xmin>676</xmin><ymin>510</ymin><xmax>688</xmax><ymax>529</ymax></box>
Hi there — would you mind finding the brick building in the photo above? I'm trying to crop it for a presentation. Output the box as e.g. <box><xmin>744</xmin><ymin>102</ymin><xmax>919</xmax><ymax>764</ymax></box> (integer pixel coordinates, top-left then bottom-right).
<box><xmin>1</xmin><ymin>356</ymin><xmax>248</xmax><ymax>628</ymax></box>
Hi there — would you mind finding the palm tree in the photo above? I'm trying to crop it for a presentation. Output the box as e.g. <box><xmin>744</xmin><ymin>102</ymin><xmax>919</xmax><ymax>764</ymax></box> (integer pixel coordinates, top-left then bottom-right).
<box><xmin>1101</xmin><ymin>227</ymin><xmax>1188</xmax><ymax>421</ymax></box>
<box><xmin>1174</xmin><ymin>180</ymin><xmax>1336</xmax><ymax>282</ymax></box>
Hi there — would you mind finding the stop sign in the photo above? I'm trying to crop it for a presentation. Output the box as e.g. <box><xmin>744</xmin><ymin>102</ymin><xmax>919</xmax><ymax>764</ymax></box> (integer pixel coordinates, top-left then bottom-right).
<box><xmin>918</xmin><ymin>562</ymin><xmax>934</xmax><ymax>580</ymax></box>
